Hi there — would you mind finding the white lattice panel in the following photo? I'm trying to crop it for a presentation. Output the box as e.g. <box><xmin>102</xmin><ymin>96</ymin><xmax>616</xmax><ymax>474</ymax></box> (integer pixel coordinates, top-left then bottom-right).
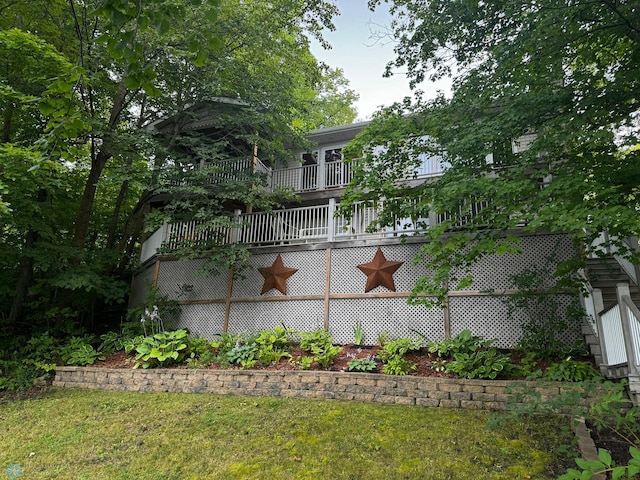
<box><xmin>328</xmin><ymin>298</ymin><xmax>445</xmax><ymax>345</ymax></box>
<box><xmin>449</xmin><ymin>294</ymin><xmax>581</xmax><ymax>348</ymax></box>
<box><xmin>454</xmin><ymin>234</ymin><xmax>576</xmax><ymax>291</ymax></box>
<box><xmin>228</xmin><ymin>300</ymin><xmax>325</xmax><ymax>334</ymax></box>
<box><xmin>449</xmin><ymin>296</ymin><xmax>522</xmax><ymax>348</ymax></box>
<box><xmin>129</xmin><ymin>263</ymin><xmax>156</xmax><ymax>307</ymax></box>
<box><xmin>156</xmin><ymin>259</ymin><xmax>229</xmax><ymax>301</ymax></box>
<box><xmin>232</xmin><ymin>251</ymin><xmax>326</xmax><ymax>298</ymax></box>
<box><xmin>330</xmin><ymin>245</ymin><xmax>431</xmax><ymax>294</ymax></box>
<box><xmin>174</xmin><ymin>304</ymin><xmax>226</xmax><ymax>339</ymax></box>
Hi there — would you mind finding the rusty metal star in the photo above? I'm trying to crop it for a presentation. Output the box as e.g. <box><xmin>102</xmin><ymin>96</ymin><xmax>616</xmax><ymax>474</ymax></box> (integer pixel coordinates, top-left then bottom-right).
<box><xmin>258</xmin><ymin>254</ymin><xmax>298</xmax><ymax>295</ymax></box>
<box><xmin>356</xmin><ymin>248</ymin><xmax>403</xmax><ymax>292</ymax></box>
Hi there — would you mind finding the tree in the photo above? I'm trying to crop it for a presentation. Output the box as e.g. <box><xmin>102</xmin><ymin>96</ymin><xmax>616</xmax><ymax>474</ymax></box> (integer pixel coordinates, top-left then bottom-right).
<box><xmin>0</xmin><ymin>0</ymin><xmax>357</xmax><ymax>331</ymax></box>
<box><xmin>340</xmin><ymin>0</ymin><xmax>640</xmax><ymax>302</ymax></box>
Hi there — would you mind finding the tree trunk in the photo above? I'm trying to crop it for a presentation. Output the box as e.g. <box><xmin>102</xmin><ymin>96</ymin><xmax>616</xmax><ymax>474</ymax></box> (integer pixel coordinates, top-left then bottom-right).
<box><xmin>8</xmin><ymin>230</ymin><xmax>37</xmax><ymax>325</ymax></box>
<box><xmin>71</xmin><ymin>80</ymin><xmax>127</xmax><ymax>250</ymax></box>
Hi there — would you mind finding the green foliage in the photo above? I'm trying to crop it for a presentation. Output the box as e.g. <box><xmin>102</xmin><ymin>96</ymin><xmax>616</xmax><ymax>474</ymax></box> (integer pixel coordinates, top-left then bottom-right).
<box><xmin>290</xmin><ymin>355</ymin><xmax>314</xmax><ymax>370</ymax></box>
<box><xmin>382</xmin><ymin>356</ymin><xmax>417</xmax><ymax>376</ymax></box>
<box><xmin>446</xmin><ymin>348</ymin><xmax>515</xmax><ymax>380</ymax></box>
<box><xmin>256</xmin><ymin>325</ymin><xmax>290</xmax><ymax>347</ymax></box>
<box><xmin>58</xmin><ymin>335</ymin><xmax>99</xmax><ymax>364</ymax></box>
<box><xmin>378</xmin><ymin>337</ymin><xmax>423</xmax><ymax>375</ymax></box>
<box><xmin>352</xmin><ymin>320</ymin><xmax>364</xmax><ymax>346</ymax></box>
<box><xmin>310</xmin><ymin>344</ymin><xmax>342</xmax><ymax>369</ymax></box>
<box><xmin>98</xmin><ymin>331</ymin><xmax>130</xmax><ymax>354</ymax></box>
<box><xmin>66</xmin><ymin>345</ymin><xmax>106</xmax><ymax>366</ymax></box>
<box><xmin>504</xmin><ymin>259</ymin><xmax>587</xmax><ymax>359</ymax></box>
<box><xmin>226</xmin><ymin>342</ymin><xmax>259</xmax><ymax>369</ymax></box>
<box><xmin>134</xmin><ymin>329</ymin><xmax>189</xmax><ymax>369</ymax></box>
<box><xmin>347</xmin><ymin>357</ymin><xmax>377</xmax><ymax>372</ymax></box>
<box><xmin>343</xmin><ymin>0</ymin><xmax>640</xmax><ymax>303</ymax></box>
<box><xmin>299</xmin><ymin>329</ymin><xmax>333</xmax><ymax>352</ymax></box>
<box><xmin>428</xmin><ymin>329</ymin><xmax>491</xmax><ymax>358</ymax></box>
<box><xmin>559</xmin><ymin>448</ymin><xmax>640</xmax><ymax>480</ymax></box>
<box><xmin>544</xmin><ymin>357</ymin><xmax>602</xmax><ymax>383</ymax></box>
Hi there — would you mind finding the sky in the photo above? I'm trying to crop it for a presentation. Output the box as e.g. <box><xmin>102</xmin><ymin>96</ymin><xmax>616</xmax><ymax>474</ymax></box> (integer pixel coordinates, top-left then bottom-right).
<box><xmin>309</xmin><ymin>0</ymin><xmax>451</xmax><ymax>121</ymax></box>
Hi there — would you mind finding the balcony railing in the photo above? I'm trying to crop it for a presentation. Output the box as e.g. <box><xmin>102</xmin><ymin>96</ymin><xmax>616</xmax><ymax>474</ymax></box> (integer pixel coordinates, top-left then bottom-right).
<box><xmin>164</xmin><ymin>154</ymin><xmax>448</xmax><ymax>193</ymax></box>
<box><xmin>166</xmin><ymin>157</ymin><xmax>271</xmax><ymax>186</ymax></box>
<box><xmin>141</xmin><ymin>198</ymin><xmax>490</xmax><ymax>262</ymax></box>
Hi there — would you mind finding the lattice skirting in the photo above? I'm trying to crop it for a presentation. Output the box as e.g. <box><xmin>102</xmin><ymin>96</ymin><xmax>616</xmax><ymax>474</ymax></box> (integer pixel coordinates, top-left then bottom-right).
<box><xmin>132</xmin><ymin>233</ymin><xmax>583</xmax><ymax>347</ymax></box>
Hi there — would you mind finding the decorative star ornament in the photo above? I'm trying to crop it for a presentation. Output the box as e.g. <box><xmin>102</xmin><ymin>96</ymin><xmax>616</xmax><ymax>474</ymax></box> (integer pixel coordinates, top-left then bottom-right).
<box><xmin>258</xmin><ymin>254</ymin><xmax>298</xmax><ymax>295</ymax></box>
<box><xmin>357</xmin><ymin>248</ymin><xmax>403</xmax><ymax>293</ymax></box>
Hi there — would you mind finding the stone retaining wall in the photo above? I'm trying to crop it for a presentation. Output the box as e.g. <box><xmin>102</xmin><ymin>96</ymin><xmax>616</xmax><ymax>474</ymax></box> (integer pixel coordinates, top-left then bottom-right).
<box><xmin>54</xmin><ymin>367</ymin><xmax>590</xmax><ymax>411</ymax></box>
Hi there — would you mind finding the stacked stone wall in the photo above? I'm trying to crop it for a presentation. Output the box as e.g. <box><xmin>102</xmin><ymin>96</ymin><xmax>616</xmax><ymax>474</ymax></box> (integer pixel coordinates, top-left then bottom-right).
<box><xmin>54</xmin><ymin>367</ymin><xmax>591</xmax><ymax>411</ymax></box>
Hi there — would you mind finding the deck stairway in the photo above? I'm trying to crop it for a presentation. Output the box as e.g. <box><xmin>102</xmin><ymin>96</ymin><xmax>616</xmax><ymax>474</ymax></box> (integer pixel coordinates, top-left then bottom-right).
<box><xmin>586</xmin><ymin>257</ymin><xmax>640</xmax><ymax>308</ymax></box>
<box><xmin>582</xmin><ymin>245</ymin><xmax>640</xmax><ymax>403</ymax></box>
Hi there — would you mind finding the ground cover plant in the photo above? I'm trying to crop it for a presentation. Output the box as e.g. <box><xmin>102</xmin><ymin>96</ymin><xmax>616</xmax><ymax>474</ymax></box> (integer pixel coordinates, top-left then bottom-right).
<box><xmin>0</xmin><ymin>388</ymin><xmax>576</xmax><ymax>479</ymax></box>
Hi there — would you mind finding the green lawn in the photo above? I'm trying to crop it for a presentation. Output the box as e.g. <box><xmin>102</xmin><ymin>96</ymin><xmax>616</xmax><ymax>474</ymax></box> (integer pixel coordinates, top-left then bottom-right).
<box><xmin>0</xmin><ymin>388</ymin><xmax>573</xmax><ymax>479</ymax></box>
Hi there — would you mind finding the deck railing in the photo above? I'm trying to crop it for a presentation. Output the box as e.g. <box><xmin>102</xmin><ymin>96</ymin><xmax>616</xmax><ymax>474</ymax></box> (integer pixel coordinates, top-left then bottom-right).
<box><xmin>600</xmin><ymin>303</ymin><xmax>627</xmax><ymax>365</ymax></box>
<box><xmin>165</xmin><ymin>154</ymin><xmax>448</xmax><ymax>193</ymax></box>
<box><xmin>167</xmin><ymin>157</ymin><xmax>271</xmax><ymax>186</ymax></box>
<box><xmin>147</xmin><ymin>198</ymin><xmax>488</xmax><ymax>255</ymax></box>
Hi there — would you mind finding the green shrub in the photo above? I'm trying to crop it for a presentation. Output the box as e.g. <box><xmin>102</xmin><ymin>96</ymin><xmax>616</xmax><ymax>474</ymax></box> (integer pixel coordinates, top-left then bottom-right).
<box><xmin>134</xmin><ymin>329</ymin><xmax>189</xmax><ymax>369</ymax></box>
<box><xmin>378</xmin><ymin>337</ymin><xmax>423</xmax><ymax>376</ymax></box>
<box><xmin>544</xmin><ymin>357</ymin><xmax>602</xmax><ymax>382</ymax></box>
<box><xmin>66</xmin><ymin>345</ymin><xmax>106</xmax><ymax>366</ymax></box>
<box><xmin>428</xmin><ymin>329</ymin><xmax>492</xmax><ymax>358</ymax></box>
<box><xmin>255</xmin><ymin>326</ymin><xmax>292</xmax><ymax>366</ymax></box>
<box><xmin>98</xmin><ymin>331</ymin><xmax>130</xmax><ymax>354</ymax></box>
<box><xmin>311</xmin><ymin>344</ymin><xmax>342</xmax><ymax>369</ymax></box>
<box><xmin>382</xmin><ymin>356</ymin><xmax>417</xmax><ymax>375</ymax></box>
<box><xmin>299</xmin><ymin>329</ymin><xmax>333</xmax><ymax>352</ymax></box>
<box><xmin>347</xmin><ymin>357</ymin><xmax>377</xmax><ymax>372</ymax></box>
<box><xmin>227</xmin><ymin>342</ymin><xmax>259</xmax><ymax>369</ymax></box>
<box><xmin>446</xmin><ymin>348</ymin><xmax>515</xmax><ymax>380</ymax></box>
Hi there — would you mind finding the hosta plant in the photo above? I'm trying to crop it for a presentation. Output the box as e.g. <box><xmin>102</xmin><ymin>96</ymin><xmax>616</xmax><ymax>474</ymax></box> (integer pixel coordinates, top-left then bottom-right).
<box><xmin>134</xmin><ymin>329</ymin><xmax>189</xmax><ymax>369</ymax></box>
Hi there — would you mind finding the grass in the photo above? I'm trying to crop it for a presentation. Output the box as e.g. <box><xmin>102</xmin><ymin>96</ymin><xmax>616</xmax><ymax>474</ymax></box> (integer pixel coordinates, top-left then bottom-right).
<box><xmin>0</xmin><ymin>388</ymin><xmax>575</xmax><ymax>479</ymax></box>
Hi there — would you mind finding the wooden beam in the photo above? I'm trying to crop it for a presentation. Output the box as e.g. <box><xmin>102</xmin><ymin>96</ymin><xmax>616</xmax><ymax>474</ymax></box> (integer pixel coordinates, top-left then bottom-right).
<box><xmin>223</xmin><ymin>269</ymin><xmax>234</xmax><ymax>333</ymax></box>
<box><xmin>324</xmin><ymin>248</ymin><xmax>331</xmax><ymax>330</ymax></box>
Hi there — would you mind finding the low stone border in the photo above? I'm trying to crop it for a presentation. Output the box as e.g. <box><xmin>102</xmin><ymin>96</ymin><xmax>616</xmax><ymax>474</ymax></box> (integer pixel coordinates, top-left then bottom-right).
<box><xmin>54</xmin><ymin>366</ymin><xmax>592</xmax><ymax>411</ymax></box>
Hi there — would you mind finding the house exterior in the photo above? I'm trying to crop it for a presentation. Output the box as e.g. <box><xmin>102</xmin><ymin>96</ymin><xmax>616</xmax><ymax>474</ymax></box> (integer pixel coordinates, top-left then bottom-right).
<box><xmin>132</xmin><ymin>114</ymin><xmax>594</xmax><ymax>351</ymax></box>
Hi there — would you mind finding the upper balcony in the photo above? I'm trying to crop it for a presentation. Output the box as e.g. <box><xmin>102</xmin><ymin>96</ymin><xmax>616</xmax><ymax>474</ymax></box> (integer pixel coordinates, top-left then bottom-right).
<box><xmin>165</xmin><ymin>152</ymin><xmax>448</xmax><ymax>194</ymax></box>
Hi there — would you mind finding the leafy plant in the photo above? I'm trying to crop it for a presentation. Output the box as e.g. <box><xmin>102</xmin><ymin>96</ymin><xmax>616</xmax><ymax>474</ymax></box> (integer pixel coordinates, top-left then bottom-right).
<box><xmin>378</xmin><ymin>337</ymin><xmax>423</xmax><ymax>375</ymax></box>
<box><xmin>382</xmin><ymin>355</ymin><xmax>417</xmax><ymax>375</ymax></box>
<box><xmin>353</xmin><ymin>320</ymin><xmax>364</xmax><ymax>346</ymax></box>
<box><xmin>257</xmin><ymin>344</ymin><xmax>291</xmax><ymax>366</ymax></box>
<box><xmin>428</xmin><ymin>329</ymin><xmax>492</xmax><ymax>358</ymax></box>
<box><xmin>544</xmin><ymin>357</ymin><xmax>602</xmax><ymax>382</ymax></box>
<box><xmin>502</xmin><ymin>259</ymin><xmax>587</xmax><ymax>360</ymax></box>
<box><xmin>431</xmin><ymin>358</ymin><xmax>448</xmax><ymax>373</ymax></box>
<box><xmin>58</xmin><ymin>335</ymin><xmax>99</xmax><ymax>364</ymax></box>
<box><xmin>66</xmin><ymin>345</ymin><xmax>106</xmax><ymax>366</ymax></box>
<box><xmin>348</xmin><ymin>357</ymin><xmax>377</xmax><ymax>372</ymax></box>
<box><xmin>558</xmin><ymin>380</ymin><xmax>640</xmax><ymax>479</ymax></box>
<box><xmin>446</xmin><ymin>348</ymin><xmax>515</xmax><ymax>380</ymax></box>
<box><xmin>254</xmin><ymin>326</ymin><xmax>292</xmax><ymax>365</ymax></box>
<box><xmin>255</xmin><ymin>325</ymin><xmax>291</xmax><ymax>350</ymax></box>
<box><xmin>299</xmin><ymin>329</ymin><xmax>333</xmax><ymax>352</ymax></box>
<box><xmin>290</xmin><ymin>355</ymin><xmax>314</xmax><ymax>370</ymax></box>
<box><xmin>227</xmin><ymin>342</ymin><xmax>259</xmax><ymax>369</ymax></box>
<box><xmin>311</xmin><ymin>344</ymin><xmax>342</xmax><ymax>369</ymax></box>
<box><xmin>98</xmin><ymin>331</ymin><xmax>129</xmax><ymax>354</ymax></box>
<box><xmin>134</xmin><ymin>329</ymin><xmax>189</xmax><ymax>369</ymax></box>
<box><xmin>376</xmin><ymin>330</ymin><xmax>388</xmax><ymax>347</ymax></box>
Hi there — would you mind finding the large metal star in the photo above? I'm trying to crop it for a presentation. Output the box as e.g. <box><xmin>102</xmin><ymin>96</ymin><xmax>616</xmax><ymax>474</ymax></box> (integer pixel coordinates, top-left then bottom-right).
<box><xmin>357</xmin><ymin>248</ymin><xmax>403</xmax><ymax>293</ymax></box>
<box><xmin>258</xmin><ymin>254</ymin><xmax>298</xmax><ymax>295</ymax></box>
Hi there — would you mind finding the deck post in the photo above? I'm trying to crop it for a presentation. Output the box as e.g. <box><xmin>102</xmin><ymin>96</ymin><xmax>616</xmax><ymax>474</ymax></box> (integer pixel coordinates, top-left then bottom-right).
<box><xmin>327</xmin><ymin>199</ymin><xmax>336</xmax><ymax>242</ymax></box>
<box><xmin>591</xmin><ymin>288</ymin><xmax>609</xmax><ymax>367</ymax></box>
<box><xmin>617</xmin><ymin>283</ymin><xmax>640</xmax><ymax>389</ymax></box>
